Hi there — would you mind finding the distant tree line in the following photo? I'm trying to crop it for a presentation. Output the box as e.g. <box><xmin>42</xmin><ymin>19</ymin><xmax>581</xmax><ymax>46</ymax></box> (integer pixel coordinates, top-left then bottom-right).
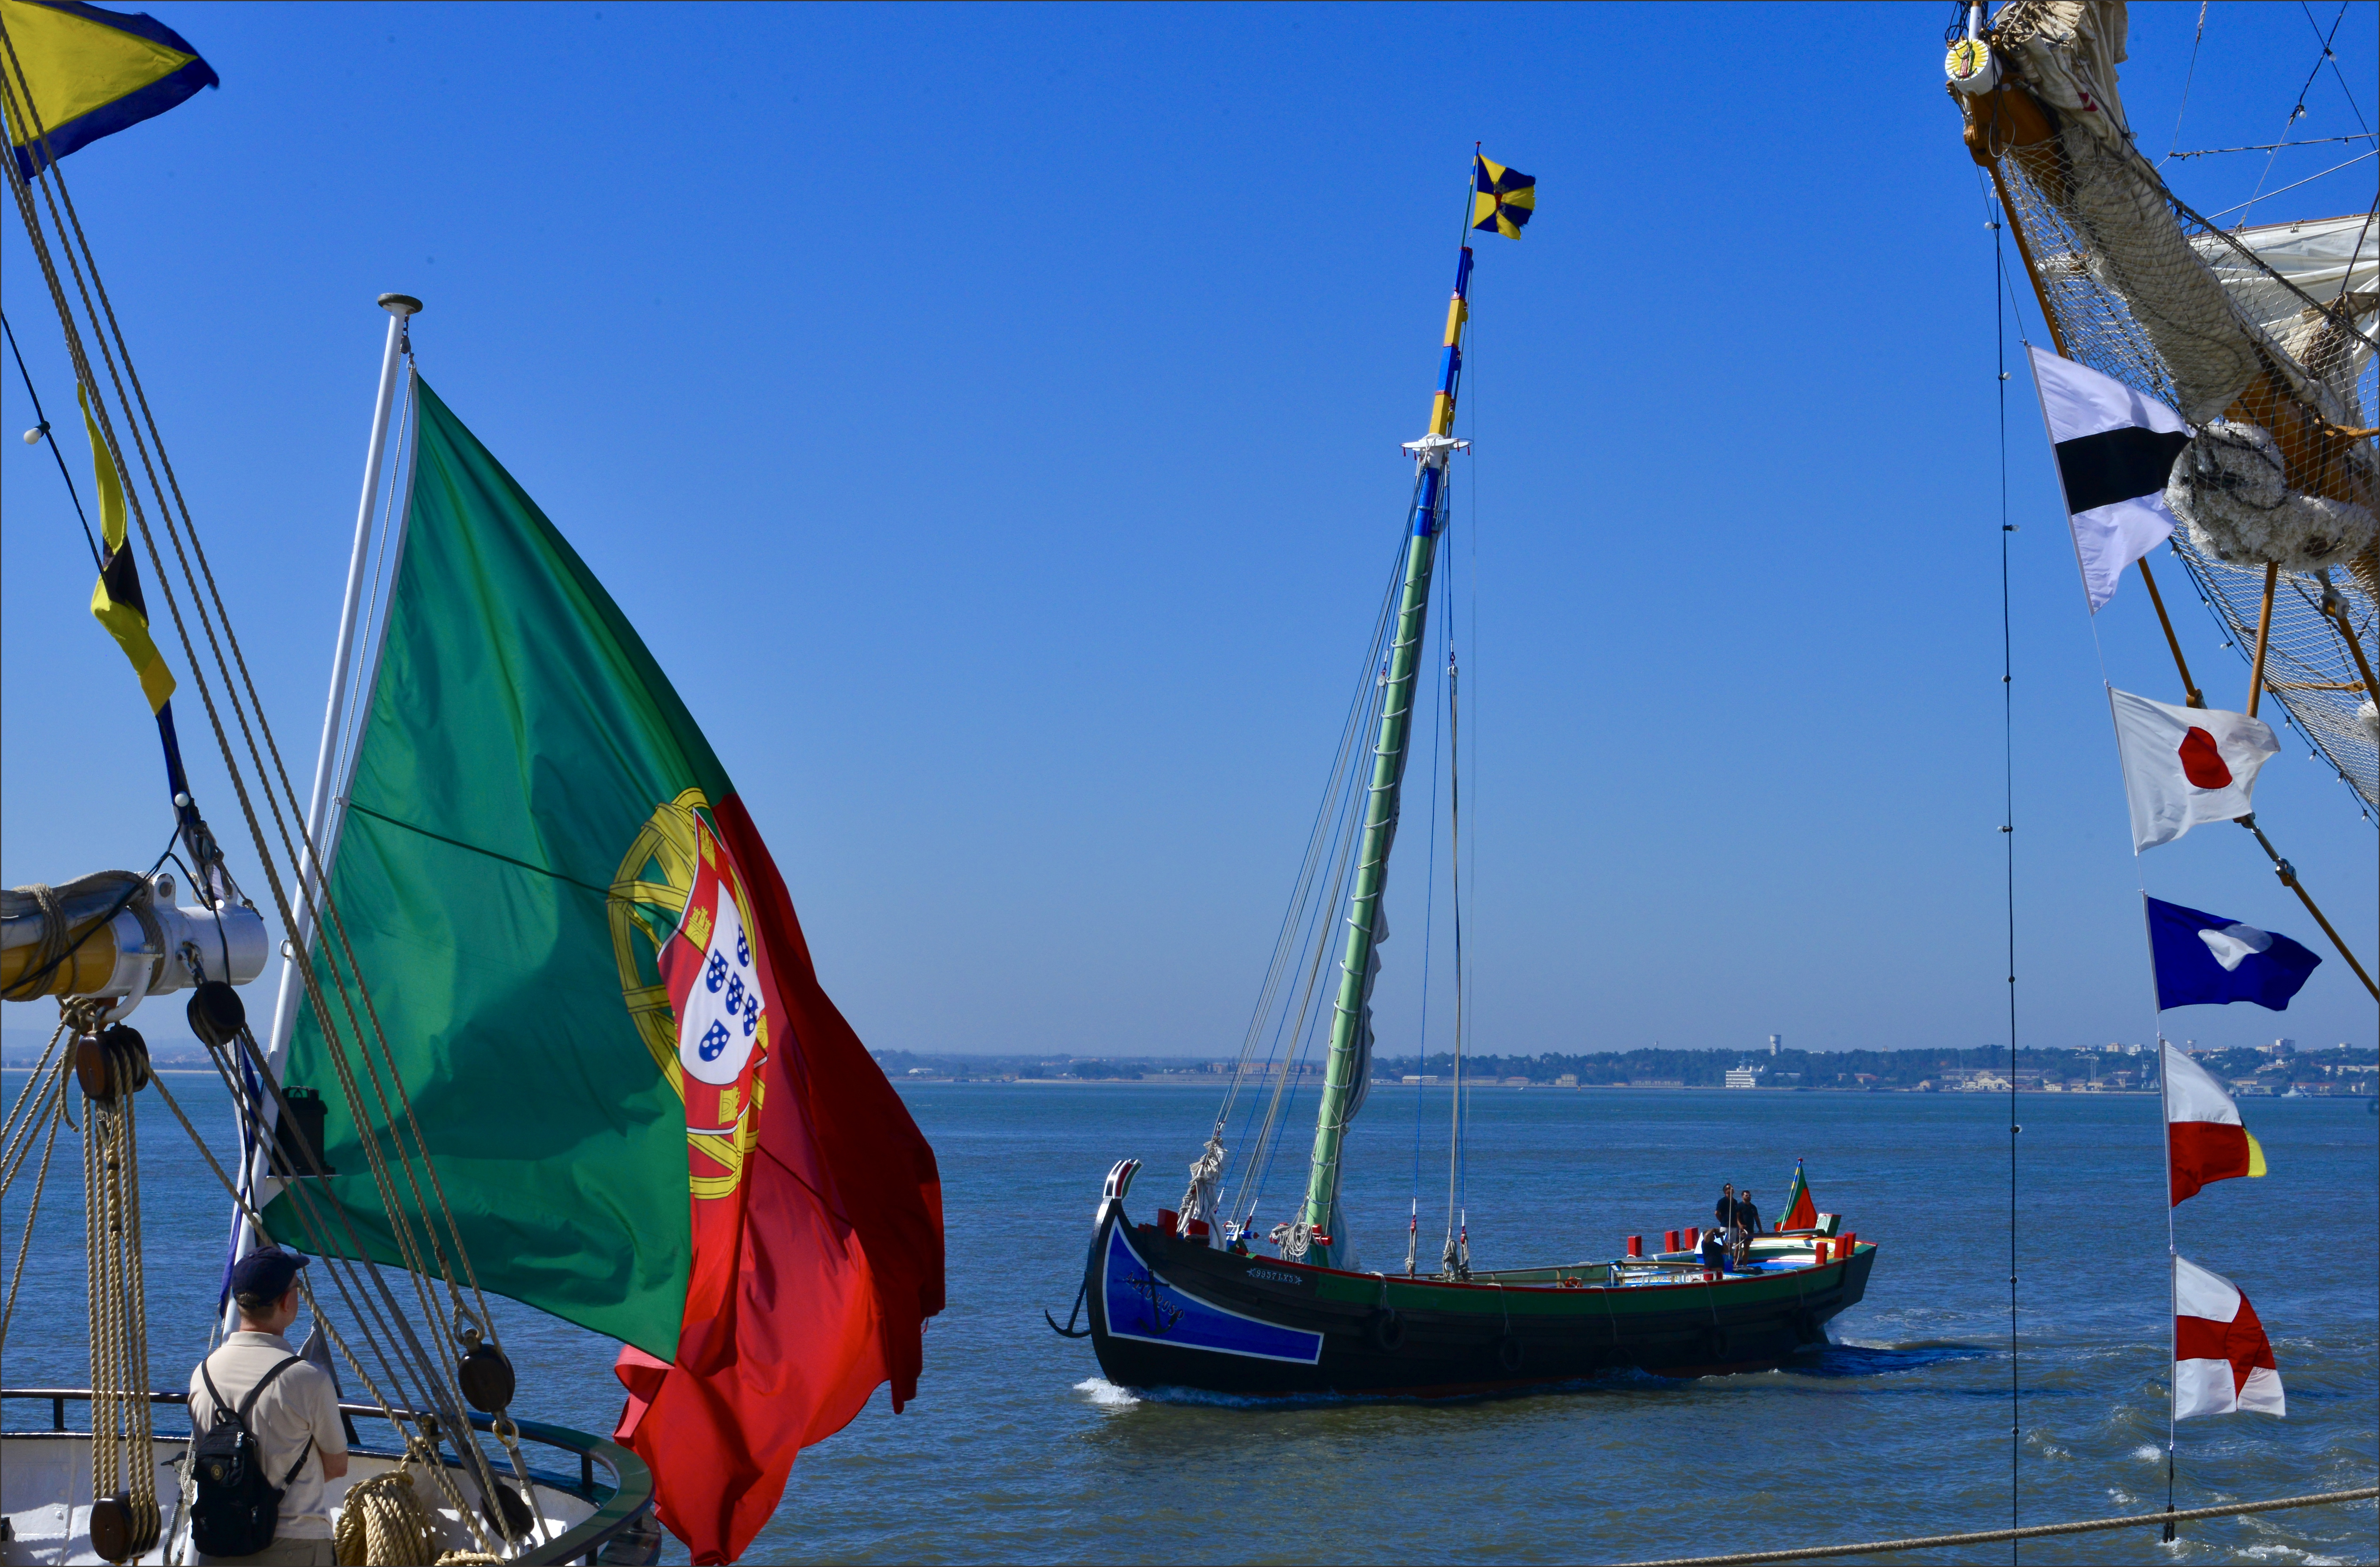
<box><xmin>1370</xmin><ymin>1043</ymin><xmax>2376</xmax><ymax>1090</ymax></box>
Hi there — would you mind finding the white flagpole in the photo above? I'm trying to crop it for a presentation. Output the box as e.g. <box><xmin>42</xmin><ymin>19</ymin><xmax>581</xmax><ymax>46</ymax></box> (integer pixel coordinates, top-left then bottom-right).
<box><xmin>263</xmin><ymin>293</ymin><xmax>421</xmax><ymax>1079</ymax></box>
<box><xmin>223</xmin><ymin>295</ymin><xmax>420</xmax><ymax>1320</ymax></box>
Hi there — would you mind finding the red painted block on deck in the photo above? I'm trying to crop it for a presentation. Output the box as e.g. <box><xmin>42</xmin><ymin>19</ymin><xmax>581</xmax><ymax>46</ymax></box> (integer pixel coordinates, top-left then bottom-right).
<box><xmin>1665</xmin><ymin>1229</ymin><xmax>1680</xmax><ymax>1253</ymax></box>
<box><xmin>1626</xmin><ymin>1235</ymin><xmax>1643</xmax><ymax>1258</ymax></box>
<box><xmin>1684</xmin><ymin>1227</ymin><xmax>1699</xmax><ymax>1251</ymax></box>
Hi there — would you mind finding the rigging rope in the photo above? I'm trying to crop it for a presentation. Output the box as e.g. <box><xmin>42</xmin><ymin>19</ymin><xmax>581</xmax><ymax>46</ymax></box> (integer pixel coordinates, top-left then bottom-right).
<box><xmin>1993</xmin><ymin>177</ymin><xmax>2021</xmax><ymax>1562</ymax></box>
<box><xmin>74</xmin><ymin>1009</ymin><xmax>162</xmax><ymax>1563</ymax></box>
<box><xmin>1621</xmin><ymin>1485</ymin><xmax>2380</xmax><ymax>1567</ymax></box>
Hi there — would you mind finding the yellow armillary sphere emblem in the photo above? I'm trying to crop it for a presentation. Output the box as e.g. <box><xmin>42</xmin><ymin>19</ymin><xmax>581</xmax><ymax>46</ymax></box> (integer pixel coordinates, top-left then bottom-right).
<box><xmin>608</xmin><ymin>788</ymin><xmax>765</xmax><ymax>1198</ymax></box>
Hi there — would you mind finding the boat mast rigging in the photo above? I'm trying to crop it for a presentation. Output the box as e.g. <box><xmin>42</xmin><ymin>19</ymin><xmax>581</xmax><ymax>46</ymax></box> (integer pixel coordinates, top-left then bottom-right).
<box><xmin>1296</xmin><ymin>239</ymin><xmax>1475</xmax><ymax>1269</ymax></box>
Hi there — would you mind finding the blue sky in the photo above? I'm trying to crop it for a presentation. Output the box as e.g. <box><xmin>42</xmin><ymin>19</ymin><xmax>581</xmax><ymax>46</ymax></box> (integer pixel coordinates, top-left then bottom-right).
<box><xmin>4</xmin><ymin>1</ymin><xmax>2374</xmax><ymax>1062</ymax></box>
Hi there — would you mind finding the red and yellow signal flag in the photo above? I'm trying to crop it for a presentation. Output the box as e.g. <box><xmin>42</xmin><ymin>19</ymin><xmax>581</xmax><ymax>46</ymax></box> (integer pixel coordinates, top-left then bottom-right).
<box><xmin>1471</xmin><ymin>153</ymin><xmax>1535</xmax><ymax>239</ymax></box>
<box><xmin>0</xmin><ymin>0</ymin><xmax>218</xmax><ymax>180</ymax></box>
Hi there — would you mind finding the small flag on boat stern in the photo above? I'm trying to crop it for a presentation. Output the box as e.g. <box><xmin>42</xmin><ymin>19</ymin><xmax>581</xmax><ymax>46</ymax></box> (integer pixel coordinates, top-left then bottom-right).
<box><xmin>1779</xmin><ymin>1159</ymin><xmax>1817</xmax><ymax>1232</ymax></box>
<box><xmin>2108</xmin><ymin>688</ymin><xmax>2278</xmax><ymax>852</ymax></box>
<box><xmin>78</xmin><ymin>385</ymin><xmax>173</xmax><ymax>712</ymax></box>
<box><xmin>2024</xmin><ymin>346</ymin><xmax>2187</xmax><ymax>611</ymax></box>
<box><xmin>1471</xmin><ymin>153</ymin><xmax>1534</xmax><ymax>239</ymax></box>
<box><xmin>2145</xmin><ymin>896</ymin><xmax>2321</xmax><ymax>1013</ymax></box>
<box><xmin>0</xmin><ymin>0</ymin><xmax>219</xmax><ymax>180</ymax></box>
<box><xmin>2161</xmin><ymin>1041</ymin><xmax>2267</xmax><ymax>1205</ymax></box>
<box><xmin>268</xmin><ymin>379</ymin><xmax>943</xmax><ymax>1567</ymax></box>
<box><xmin>2173</xmin><ymin>1255</ymin><xmax>2284</xmax><ymax>1419</ymax></box>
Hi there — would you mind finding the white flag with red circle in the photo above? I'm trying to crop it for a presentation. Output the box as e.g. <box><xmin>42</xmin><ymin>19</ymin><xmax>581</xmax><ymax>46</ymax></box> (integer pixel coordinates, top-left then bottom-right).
<box><xmin>2173</xmin><ymin>1255</ymin><xmax>2285</xmax><ymax>1419</ymax></box>
<box><xmin>2108</xmin><ymin>688</ymin><xmax>2279</xmax><ymax>851</ymax></box>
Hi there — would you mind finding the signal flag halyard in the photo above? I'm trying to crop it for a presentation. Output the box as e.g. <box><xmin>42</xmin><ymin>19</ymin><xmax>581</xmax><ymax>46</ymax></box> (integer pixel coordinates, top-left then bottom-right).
<box><xmin>1472</xmin><ymin>154</ymin><xmax>1534</xmax><ymax>239</ymax></box>
<box><xmin>0</xmin><ymin>0</ymin><xmax>218</xmax><ymax>180</ymax></box>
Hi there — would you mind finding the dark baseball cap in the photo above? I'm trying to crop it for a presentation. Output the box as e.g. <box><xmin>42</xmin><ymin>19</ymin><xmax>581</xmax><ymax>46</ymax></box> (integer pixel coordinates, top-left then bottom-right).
<box><xmin>230</xmin><ymin>1247</ymin><xmax>308</xmax><ymax>1306</ymax></box>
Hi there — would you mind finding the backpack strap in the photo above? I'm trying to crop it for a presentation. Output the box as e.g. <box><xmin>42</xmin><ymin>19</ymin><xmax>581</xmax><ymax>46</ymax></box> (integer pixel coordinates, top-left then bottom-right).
<box><xmin>280</xmin><ymin>1435</ymin><xmax>316</xmax><ymax>1491</ymax></box>
<box><xmin>201</xmin><ymin>1353</ymin><xmax>302</xmax><ymax>1436</ymax></box>
<box><xmin>197</xmin><ymin>1359</ymin><xmax>234</xmax><ymax>1434</ymax></box>
<box><xmin>234</xmin><ymin>1355</ymin><xmax>303</xmax><ymax>1426</ymax></box>
<box><xmin>203</xmin><ymin>1354</ymin><xmax>320</xmax><ymax>1487</ymax></box>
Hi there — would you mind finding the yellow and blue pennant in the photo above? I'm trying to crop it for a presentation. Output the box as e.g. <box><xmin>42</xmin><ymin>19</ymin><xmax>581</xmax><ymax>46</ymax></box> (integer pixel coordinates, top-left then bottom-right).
<box><xmin>1471</xmin><ymin>154</ymin><xmax>1535</xmax><ymax>240</ymax></box>
<box><xmin>0</xmin><ymin>0</ymin><xmax>217</xmax><ymax>180</ymax></box>
<box><xmin>79</xmin><ymin>384</ymin><xmax>175</xmax><ymax>713</ymax></box>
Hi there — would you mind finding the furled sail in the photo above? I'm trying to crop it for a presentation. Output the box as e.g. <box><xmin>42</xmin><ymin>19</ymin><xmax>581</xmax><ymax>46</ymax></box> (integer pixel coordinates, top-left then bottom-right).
<box><xmin>1961</xmin><ymin>0</ymin><xmax>2380</xmax><ymax>805</ymax></box>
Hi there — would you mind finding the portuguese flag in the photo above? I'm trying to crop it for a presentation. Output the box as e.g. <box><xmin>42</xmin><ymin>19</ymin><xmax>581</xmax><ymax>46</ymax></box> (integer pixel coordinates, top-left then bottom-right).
<box><xmin>269</xmin><ymin>377</ymin><xmax>942</xmax><ymax>1562</ymax></box>
<box><xmin>1778</xmin><ymin>1159</ymin><xmax>1817</xmax><ymax>1232</ymax></box>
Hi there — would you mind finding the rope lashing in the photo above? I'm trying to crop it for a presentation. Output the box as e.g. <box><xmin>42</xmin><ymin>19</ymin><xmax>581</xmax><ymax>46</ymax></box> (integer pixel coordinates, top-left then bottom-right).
<box><xmin>1622</xmin><ymin>1484</ymin><xmax>2380</xmax><ymax>1566</ymax></box>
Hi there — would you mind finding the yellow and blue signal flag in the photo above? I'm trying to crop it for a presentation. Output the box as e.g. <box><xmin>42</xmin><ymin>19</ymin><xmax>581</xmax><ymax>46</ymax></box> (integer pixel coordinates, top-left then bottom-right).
<box><xmin>1471</xmin><ymin>154</ymin><xmax>1534</xmax><ymax>239</ymax></box>
<box><xmin>79</xmin><ymin>384</ymin><xmax>175</xmax><ymax>713</ymax></box>
<box><xmin>1</xmin><ymin>0</ymin><xmax>217</xmax><ymax>180</ymax></box>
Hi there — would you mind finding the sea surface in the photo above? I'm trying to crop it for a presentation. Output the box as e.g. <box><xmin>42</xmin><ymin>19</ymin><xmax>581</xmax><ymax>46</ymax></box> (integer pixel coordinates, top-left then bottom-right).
<box><xmin>2</xmin><ymin>1074</ymin><xmax>2374</xmax><ymax>1565</ymax></box>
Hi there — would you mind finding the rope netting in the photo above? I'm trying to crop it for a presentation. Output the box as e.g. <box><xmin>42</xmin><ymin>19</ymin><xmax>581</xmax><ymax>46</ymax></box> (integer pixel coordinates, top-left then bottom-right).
<box><xmin>1990</xmin><ymin>120</ymin><xmax>2379</xmax><ymax>810</ymax></box>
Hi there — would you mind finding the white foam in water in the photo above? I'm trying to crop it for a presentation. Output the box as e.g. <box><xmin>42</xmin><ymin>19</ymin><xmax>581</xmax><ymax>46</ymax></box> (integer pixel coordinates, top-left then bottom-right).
<box><xmin>1074</xmin><ymin>1377</ymin><xmax>1139</xmax><ymax>1407</ymax></box>
<box><xmin>2132</xmin><ymin>1443</ymin><xmax>2163</xmax><ymax>1462</ymax></box>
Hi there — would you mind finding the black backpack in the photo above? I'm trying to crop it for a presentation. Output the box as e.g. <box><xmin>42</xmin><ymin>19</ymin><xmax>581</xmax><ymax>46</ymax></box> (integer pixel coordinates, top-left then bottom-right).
<box><xmin>190</xmin><ymin>1355</ymin><xmax>315</xmax><ymax>1559</ymax></box>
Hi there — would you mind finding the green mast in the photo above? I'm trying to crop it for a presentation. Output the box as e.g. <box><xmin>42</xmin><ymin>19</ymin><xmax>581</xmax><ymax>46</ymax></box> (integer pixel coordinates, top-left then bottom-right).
<box><xmin>1297</xmin><ymin>242</ymin><xmax>1475</xmax><ymax>1269</ymax></box>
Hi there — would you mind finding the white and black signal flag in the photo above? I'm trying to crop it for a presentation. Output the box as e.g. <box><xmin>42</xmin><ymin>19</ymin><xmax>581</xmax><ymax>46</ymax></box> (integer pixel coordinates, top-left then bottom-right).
<box><xmin>2026</xmin><ymin>346</ymin><xmax>2191</xmax><ymax>611</ymax></box>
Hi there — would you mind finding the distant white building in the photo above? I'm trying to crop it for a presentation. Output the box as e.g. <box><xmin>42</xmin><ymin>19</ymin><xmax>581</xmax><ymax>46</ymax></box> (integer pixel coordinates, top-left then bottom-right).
<box><xmin>1768</xmin><ymin>1034</ymin><xmax>1781</xmax><ymax>1057</ymax></box>
<box><xmin>1725</xmin><ymin>1064</ymin><xmax>1762</xmax><ymax>1089</ymax></box>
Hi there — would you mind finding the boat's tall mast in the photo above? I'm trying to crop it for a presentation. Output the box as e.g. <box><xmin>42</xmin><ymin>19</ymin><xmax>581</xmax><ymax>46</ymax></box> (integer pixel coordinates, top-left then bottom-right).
<box><xmin>1298</xmin><ymin>242</ymin><xmax>1473</xmax><ymax>1267</ymax></box>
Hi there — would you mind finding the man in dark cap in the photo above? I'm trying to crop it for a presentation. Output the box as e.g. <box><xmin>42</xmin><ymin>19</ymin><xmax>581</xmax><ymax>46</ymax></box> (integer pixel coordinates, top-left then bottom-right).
<box><xmin>186</xmin><ymin>1248</ymin><xmax>349</xmax><ymax>1564</ymax></box>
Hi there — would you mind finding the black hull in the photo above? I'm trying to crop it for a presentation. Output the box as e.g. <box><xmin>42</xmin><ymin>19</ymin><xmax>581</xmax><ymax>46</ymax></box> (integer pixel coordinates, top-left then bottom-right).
<box><xmin>1083</xmin><ymin>1198</ymin><xmax>1874</xmax><ymax>1397</ymax></box>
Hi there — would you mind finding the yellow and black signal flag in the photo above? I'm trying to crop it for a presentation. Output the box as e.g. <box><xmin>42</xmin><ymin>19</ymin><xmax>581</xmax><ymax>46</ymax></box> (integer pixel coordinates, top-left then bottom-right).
<box><xmin>0</xmin><ymin>0</ymin><xmax>218</xmax><ymax>181</ymax></box>
<box><xmin>79</xmin><ymin>386</ymin><xmax>174</xmax><ymax>713</ymax></box>
<box><xmin>1471</xmin><ymin>154</ymin><xmax>1535</xmax><ymax>240</ymax></box>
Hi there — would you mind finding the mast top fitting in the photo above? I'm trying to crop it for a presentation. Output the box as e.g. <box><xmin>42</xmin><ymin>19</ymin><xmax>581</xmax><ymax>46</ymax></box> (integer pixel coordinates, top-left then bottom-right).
<box><xmin>1402</xmin><ymin>433</ymin><xmax>1470</xmax><ymax>469</ymax></box>
<box><xmin>377</xmin><ymin>293</ymin><xmax>424</xmax><ymax>317</ymax></box>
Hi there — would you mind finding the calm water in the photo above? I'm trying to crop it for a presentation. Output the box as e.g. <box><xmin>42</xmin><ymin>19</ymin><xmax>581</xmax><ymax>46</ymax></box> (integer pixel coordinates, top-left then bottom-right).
<box><xmin>3</xmin><ymin>1075</ymin><xmax>2373</xmax><ymax>1564</ymax></box>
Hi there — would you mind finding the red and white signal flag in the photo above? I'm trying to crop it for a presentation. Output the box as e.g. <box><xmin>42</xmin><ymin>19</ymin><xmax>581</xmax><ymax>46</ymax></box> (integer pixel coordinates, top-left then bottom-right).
<box><xmin>2109</xmin><ymin>689</ymin><xmax>2278</xmax><ymax>851</ymax></box>
<box><xmin>2173</xmin><ymin>1255</ymin><xmax>2285</xmax><ymax>1419</ymax></box>
<box><xmin>2161</xmin><ymin>1041</ymin><xmax>2267</xmax><ymax>1205</ymax></box>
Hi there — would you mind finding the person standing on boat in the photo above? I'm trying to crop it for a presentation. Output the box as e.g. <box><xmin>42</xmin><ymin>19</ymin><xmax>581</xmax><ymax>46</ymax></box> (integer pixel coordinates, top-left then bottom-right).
<box><xmin>1732</xmin><ymin>1183</ymin><xmax>1763</xmax><ymax>1267</ymax></box>
<box><xmin>1705</xmin><ymin>1185</ymin><xmax>1737</xmax><ymax>1273</ymax></box>
<box><xmin>186</xmin><ymin>1249</ymin><xmax>350</xmax><ymax>1566</ymax></box>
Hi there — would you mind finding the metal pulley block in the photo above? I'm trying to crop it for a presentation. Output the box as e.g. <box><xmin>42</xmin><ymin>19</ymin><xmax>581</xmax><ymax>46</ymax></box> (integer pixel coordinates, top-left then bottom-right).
<box><xmin>453</xmin><ymin>1311</ymin><xmax>516</xmax><ymax>1412</ymax></box>
<box><xmin>87</xmin><ymin>1489</ymin><xmax>159</xmax><ymax>1563</ymax></box>
<box><xmin>186</xmin><ymin>977</ymin><xmax>245</xmax><ymax>1047</ymax></box>
<box><xmin>74</xmin><ymin>1023</ymin><xmax>151</xmax><ymax>1103</ymax></box>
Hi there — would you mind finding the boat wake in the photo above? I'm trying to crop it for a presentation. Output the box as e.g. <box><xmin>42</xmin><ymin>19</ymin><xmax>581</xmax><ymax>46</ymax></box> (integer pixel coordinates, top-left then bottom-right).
<box><xmin>1792</xmin><ymin>1340</ymin><xmax>1995</xmax><ymax>1378</ymax></box>
<box><xmin>1072</xmin><ymin>1378</ymin><xmax>1141</xmax><ymax>1408</ymax></box>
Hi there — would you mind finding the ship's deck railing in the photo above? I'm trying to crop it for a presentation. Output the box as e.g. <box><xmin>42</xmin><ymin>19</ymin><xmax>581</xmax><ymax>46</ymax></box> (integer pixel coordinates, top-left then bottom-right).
<box><xmin>1</xmin><ymin>1386</ymin><xmax>654</xmax><ymax>1567</ymax></box>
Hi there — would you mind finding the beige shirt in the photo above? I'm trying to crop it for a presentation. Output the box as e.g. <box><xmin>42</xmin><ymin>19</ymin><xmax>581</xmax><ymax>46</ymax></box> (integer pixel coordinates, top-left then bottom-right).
<box><xmin>187</xmin><ymin>1332</ymin><xmax>348</xmax><ymax>1540</ymax></box>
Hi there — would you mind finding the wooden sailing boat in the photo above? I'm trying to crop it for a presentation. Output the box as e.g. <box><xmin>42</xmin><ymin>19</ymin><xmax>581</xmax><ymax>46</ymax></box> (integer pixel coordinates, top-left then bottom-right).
<box><xmin>1060</xmin><ymin>165</ymin><xmax>1878</xmax><ymax>1398</ymax></box>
